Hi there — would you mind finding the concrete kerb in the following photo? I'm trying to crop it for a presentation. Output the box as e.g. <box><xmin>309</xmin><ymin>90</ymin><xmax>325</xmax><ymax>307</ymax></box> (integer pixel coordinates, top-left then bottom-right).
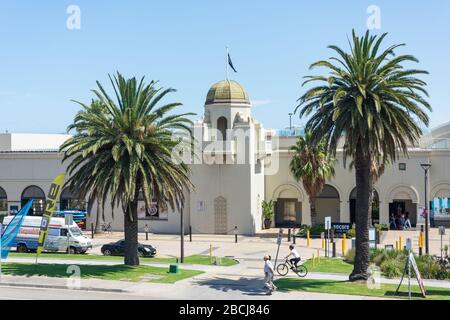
<box><xmin>0</xmin><ymin>282</ymin><xmax>127</xmax><ymax>293</ymax></box>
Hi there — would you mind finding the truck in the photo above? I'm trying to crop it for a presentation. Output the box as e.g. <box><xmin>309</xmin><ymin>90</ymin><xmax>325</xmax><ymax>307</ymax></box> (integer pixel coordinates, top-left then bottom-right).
<box><xmin>1</xmin><ymin>216</ymin><xmax>92</xmax><ymax>254</ymax></box>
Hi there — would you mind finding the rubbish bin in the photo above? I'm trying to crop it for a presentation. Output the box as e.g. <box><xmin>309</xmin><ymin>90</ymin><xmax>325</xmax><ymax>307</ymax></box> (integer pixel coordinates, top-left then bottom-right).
<box><xmin>169</xmin><ymin>264</ymin><xmax>179</xmax><ymax>274</ymax></box>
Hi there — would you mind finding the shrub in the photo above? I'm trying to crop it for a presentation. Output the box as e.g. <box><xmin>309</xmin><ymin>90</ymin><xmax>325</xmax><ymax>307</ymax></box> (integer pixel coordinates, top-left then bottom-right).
<box><xmin>296</xmin><ymin>224</ymin><xmax>325</xmax><ymax>237</ymax></box>
<box><xmin>380</xmin><ymin>258</ymin><xmax>404</xmax><ymax>278</ymax></box>
<box><xmin>415</xmin><ymin>255</ymin><xmax>448</xmax><ymax>280</ymax></box>
<box><xmin>347</xmin><ymin>224</ymin><xmax>356</xmax><ymax>238</ymax></box>
<box><xmin>374</xmin><ymin>223</ymin><xmax>389</xmax><ymax>232</ymax></box>
<box><xmin>344</xmin><ymin>248</ymin><xmax>356</xmax><ymax>264</ymax></box>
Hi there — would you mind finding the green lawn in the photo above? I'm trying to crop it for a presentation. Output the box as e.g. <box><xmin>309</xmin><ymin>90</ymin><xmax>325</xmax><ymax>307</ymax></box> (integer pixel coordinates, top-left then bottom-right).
<box><xmin>2</xmin><ymin>262</ymin><xmax>203</xmax><ymax>284</ymax></box>
<box><xmin>275</xmin><ymin>278</ymin><xmax>450</xmax><ymax>300</ymax></box>
<box><xmin>303</xmin><ymin>258</ymin><xmax>353</xmax><ymax>274</ymax></box>
<box><xmin>9</xmin><ymin>253</ymin><xmax>238</xmax><ymax>267</ymax></box>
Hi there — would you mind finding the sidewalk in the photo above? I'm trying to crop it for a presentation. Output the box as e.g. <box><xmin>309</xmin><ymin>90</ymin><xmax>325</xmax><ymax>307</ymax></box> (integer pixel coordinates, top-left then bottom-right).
<box><xmin>0</xmin><ymin>274</ymin><xmax>389</xmax><ymax>300</ymax></box>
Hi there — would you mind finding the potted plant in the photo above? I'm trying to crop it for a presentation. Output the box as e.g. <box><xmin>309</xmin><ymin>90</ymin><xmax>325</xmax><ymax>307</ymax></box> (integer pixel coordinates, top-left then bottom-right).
<box><xmin>262</xmin><ymin>200</ymin><xmax>275</xmax><ymax>229</ymax></box>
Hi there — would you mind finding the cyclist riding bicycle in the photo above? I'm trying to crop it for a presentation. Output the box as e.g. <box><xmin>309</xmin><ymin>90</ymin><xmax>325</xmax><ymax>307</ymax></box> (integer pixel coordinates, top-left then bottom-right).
<box><xmin>285</xmin><ymin>244</ymin><xmax>301</xmax><ymax>270</ymax></box>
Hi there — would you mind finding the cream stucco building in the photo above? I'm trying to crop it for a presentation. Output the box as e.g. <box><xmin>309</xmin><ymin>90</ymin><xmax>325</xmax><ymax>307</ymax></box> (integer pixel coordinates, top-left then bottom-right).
<box><xmin>1</xmin><ymin>80</ymin><xmax>450</xmax><ymax>234</ymax></box>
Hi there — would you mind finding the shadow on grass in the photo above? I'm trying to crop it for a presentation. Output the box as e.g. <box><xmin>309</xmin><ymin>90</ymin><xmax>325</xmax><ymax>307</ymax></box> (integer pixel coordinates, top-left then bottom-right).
<box><xmin>193</xmin><ymin>276</ymin><xmax>269</xmax><ymax>296</ymax></box>
<box><xmin>3</xmin><ymin>263</ymin><xmax>142</xmax><ymax>279</ymax></box>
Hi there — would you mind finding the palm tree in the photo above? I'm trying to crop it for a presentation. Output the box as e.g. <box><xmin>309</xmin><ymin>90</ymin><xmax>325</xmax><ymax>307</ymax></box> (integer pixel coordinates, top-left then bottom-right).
<box><xmin>296</xmin><ymin>30</ymin><xmax>430</xmax><ymax>281</ymax></box>
<box><xmin>289</xmin><ymin>132</ymin><xmax>335</xmax><ymax>226</ymax></box>
<box><xmin>61</xmin><ymin>72</ymin><xmax>194</xmax><ymax>266</ymax></box>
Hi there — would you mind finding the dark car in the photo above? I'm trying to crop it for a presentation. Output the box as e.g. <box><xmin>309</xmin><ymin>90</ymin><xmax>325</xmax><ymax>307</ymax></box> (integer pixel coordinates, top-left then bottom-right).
<box><xmin>101</xmin><ymin>239</ymin><xmax>156</xmax><ymax>257</ymax></box>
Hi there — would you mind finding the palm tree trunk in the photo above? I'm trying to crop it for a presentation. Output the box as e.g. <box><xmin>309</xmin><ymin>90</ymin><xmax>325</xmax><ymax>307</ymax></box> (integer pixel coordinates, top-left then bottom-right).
<box><xmin>310</xmin><ymin>197</ymin><xmax>317</xmax><ymax>226</ymax></box>
<box><xmin>124</xmin><ymin>200</ymin><xmax>139</xmax><ymax>266</ymax></box>
<box><xmin>349</xmin><ymin>145</ymin><xmax>372</xmax><ymax>281</ymax></box>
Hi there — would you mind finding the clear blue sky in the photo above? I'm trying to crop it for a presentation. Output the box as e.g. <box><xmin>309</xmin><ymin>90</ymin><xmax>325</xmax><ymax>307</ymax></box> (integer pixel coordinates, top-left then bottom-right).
<box><xmin>0</xmin><ymin>1</ymin><xmax>449</xmax><ymax>133</ymax></box>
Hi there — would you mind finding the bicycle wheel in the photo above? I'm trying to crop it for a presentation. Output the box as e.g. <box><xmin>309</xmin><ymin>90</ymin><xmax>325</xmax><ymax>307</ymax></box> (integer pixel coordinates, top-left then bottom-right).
<box><xmin>276</xmin><ymin>263</ymin><xmax>289</xmax><ymax>276</ymax></box>
<box><xmin>295</xmin><ymin>265</ymin><xmax>308</xmax><ymax>277</ymax></box>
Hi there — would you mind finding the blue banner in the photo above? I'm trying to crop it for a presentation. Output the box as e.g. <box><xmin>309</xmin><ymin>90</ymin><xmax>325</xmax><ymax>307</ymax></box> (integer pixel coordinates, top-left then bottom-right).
<box><xmin>1</xmin><ymin>199</ymin><xmax>33</xmax><ymax>260</ymax></box>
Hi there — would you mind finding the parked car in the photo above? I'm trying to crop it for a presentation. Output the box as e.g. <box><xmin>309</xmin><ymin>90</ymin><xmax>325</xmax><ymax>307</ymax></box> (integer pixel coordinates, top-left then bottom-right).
<box><xmin>100</xmin><ymin>239</ymin><xmax>156</xmax><ymax>257</ymax></box>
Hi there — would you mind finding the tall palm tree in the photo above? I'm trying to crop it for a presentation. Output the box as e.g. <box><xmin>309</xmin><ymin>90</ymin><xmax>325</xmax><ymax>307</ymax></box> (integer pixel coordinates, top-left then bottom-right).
<box><xmin>289</xmin><ymin>132</ymin><xmax>335</xmax><ymax>226</ymax></box>
<box><xmin>61</xmin><ymin>72</ymin><xmax>194</xmax><ymax>266</ymax></box>
<box><xmin>296</xmin><ymin>30</ymin><xmax>431</xmax><ymax>281</ymax></box>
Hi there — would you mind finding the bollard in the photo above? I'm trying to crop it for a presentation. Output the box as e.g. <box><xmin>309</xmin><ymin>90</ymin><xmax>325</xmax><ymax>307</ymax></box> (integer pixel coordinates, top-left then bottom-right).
<box><xmin>210</xmin><ymin>243</ymin><xmax>212</xmax><ymax>262</ymax></box>
<box><xmin>322</xmin><ymin>238</ymin><xmax>325</xmax><ymax>250</ymax></box>
<box><xmin>307</xmin><ymin>230</ymin><xmax>310</xmax><ymax>247</ymax></box>
<box><xmin>342</xmin><ymin>233</ymin><xmax>347</xmax><ymax>256</ymax></box>
<box><xmin>332</xmin><ymin>241</ymin><xmax>336</xmax><ymax>258</ymax></box>
<box><xmin>91</xmin><ymin>223</ymin><xmax>94</xmax><ymax>239</ymax></box>
<box><xmin>234</xmin><ymin>226</ymin><xmax>238</xmax><ymax>243</ymax></box>
<box><xmin>293</xmin><ymin>235</ymin><xmax>296</xmax><ymax>244</ymax></box>
<box><xmin>146</xmin><ymin>231</ymin><xmax>148</xmax><ymax>241</ymax></box>
<box><xmin>312</xmin><ymin>254</ymin><xmax>315</xmax><ymax>269</ymax></box>
<box><xmin>189</xmin><ymin>225</ymin><xmax>192</xmax><ymax>242</ymax></box>
<box><xmin>418</xmin><ymin>232</ymin><xmax>423</xmax><ymax>256</ymax></box>
<box><xmin>396</xmin><ymin>240</ymin><xmax>399</xmax><ymax>251</ymax></box>
<box><xmin>399</xmin><ymin>236</ymin><xmax>403</xmax><ymax>251</ymax></box>
<box><xmin>288</xmin><ymin>228</ymin><xmax>291</xmax><ymax>242</ymax></box>
<box><xmin>317</xmin><ymin>249</ymin><xmax>320</xmax><ymax>264</ymax></box>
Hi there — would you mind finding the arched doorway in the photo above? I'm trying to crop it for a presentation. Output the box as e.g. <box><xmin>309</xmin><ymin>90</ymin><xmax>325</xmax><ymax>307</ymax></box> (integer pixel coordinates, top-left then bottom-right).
<box><xmin>349</xmin><ymin>188</ymin><xmax>379</xmax><ymax>225</ymax></box>
<box><xmin>21</xmin><ymin>185</ymin><xmax>45</xmax><ymax>216</ymax></box>
<box><xmin>60</xmin><ymin>188</ymin><xmax>86</xmax><ymax>211</ymax></box>
<box><xmin>217</xmin><ymin>117</ymin><xmax>228</xmax><ymax>141</ymax></box>
<box><xmin>272</xmin><ymin>184</ymin><xmax>303</xmax><ymax>227</ymax></box>
<box><xmin>214</xmin><ymin>196</ymin><xmax>227</xmax><ymax>234</ymax></box>
<box><xmin>386</xmin><ymin>185</ymin><xmax>419</xmax><ymax>229</ymax></box>
<box><xmin>0</xmin><ymin>187</ymin><xmax>7</xmax><ymax>222</ymax></box>
<box><xmin>316</xmin><ymin>184</ymin><xmax>340</xmax><ymax>224</ymax></box>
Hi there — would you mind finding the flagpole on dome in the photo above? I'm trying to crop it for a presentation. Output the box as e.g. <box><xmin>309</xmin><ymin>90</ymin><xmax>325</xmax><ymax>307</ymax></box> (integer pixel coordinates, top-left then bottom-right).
<box><xmin>226</xmin><ymin>46</ymin><xmax>229</xmax><ymax>80</ymax></box>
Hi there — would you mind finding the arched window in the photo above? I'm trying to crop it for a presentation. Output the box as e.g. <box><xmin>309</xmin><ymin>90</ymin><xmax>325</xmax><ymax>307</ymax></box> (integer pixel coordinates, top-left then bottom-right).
<box><xmin>21</xmin><ymin>185</ymin><xmax>45</xmax><ymax>216</ymax></box>
<box><xmin>60</xmin><ymin>187</ymin><xmax>86</xmax><ymax>211</ymax></box>
<box><xmin>217</xmin><ymin>117</ymin><xmax>228</xmax><ymax>141</ymax></box>
<box><xmin>0</xmin><ymin>186</ymin><xmax>7</xmax><ymax>216</ymax></box>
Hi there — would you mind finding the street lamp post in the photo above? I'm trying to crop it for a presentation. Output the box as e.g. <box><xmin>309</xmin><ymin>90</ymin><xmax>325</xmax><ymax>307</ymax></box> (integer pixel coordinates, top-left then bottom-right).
<box><xmin>288</xmin><ymin>113</ymin><xmax>293</xmax><ymax>133</ymax></box>
<box><xmin>180</xmin><ymin>206</ymin><xmax>184</xmax><ymax>263</ymax></box>
<box><xmin>420</xmin><ymin>162</ymin><xmax>431</xmax><ymax>255</ymax></box>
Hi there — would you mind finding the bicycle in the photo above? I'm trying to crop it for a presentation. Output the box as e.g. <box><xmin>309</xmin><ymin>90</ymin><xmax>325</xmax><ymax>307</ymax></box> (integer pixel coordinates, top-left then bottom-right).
<box><xmin>276</xmin><ymin>258</ymin><xmax>308</xmax><ymax>277</ymax></box>
<box><xmin>101</xmin><ymin>222</ymin><xmax>112</xmax><ymax>233</ymax></box>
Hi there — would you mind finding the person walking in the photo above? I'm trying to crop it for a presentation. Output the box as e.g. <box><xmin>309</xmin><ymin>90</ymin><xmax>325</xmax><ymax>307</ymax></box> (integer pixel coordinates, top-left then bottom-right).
<box><xmin>263</xmin><ymin>255</ymin><xmax>276</xmax><ymax>295</ymax></box>
<box><xmin>404</xmin><ymin>211</ymin><xmax>412</xmax><ymax>230</ymax></box>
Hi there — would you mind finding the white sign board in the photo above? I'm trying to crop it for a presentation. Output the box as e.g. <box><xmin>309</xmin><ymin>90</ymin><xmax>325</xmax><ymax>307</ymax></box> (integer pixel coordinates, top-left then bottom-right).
<box><xmin>439</xmin><ymin>226</ymin><xmax>446</xmax><ymax>235</ymax></box>
<box><xmin>409</xmin><ymin>252</ymin><xmax>426</xmax><ymax>297</ymax></box>
<box><xmin>65</xmin><ymin>214</ymin><xmax>73</xmax><ymax>226</ymax></box>
<box><xmin>276</xmin><ymin>229</ymin><xmax>284</xmax><ymax>245</ymax></box>
<box><xmin>324</xmin><ymin>216</ymin><xmax>331</xmax><ymax>230</ymax></box>
<box><xmin>406</xmin><ymin>238</ymin><xmax>412</xmax><ymax>251</ymax></box>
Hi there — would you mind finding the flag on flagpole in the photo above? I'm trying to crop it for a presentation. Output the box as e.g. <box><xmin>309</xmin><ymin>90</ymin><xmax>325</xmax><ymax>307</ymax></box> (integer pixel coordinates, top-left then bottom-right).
<box><xmin>1</xmin><ymin>199</ymin><xmax>33</xmax><ymax>260</ymax></box>
<box><xmin>228</xmin><ymin>53</ymin><xmax>237</xmax><ymax>73</ymax></box>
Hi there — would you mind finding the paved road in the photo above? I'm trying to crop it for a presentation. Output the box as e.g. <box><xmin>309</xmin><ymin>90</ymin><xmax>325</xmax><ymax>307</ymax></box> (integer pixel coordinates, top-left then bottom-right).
<box><xmin>0</xmin><ymin>286</ymin><xmax>148</xmax><ymax>300</ymax></box>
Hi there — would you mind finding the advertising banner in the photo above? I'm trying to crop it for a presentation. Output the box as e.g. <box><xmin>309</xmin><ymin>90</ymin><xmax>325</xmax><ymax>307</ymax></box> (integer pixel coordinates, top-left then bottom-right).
<box><xmin>36</xmin><ymin>173</ymin><xmax>65</xmax><ymax>257</ymax></box>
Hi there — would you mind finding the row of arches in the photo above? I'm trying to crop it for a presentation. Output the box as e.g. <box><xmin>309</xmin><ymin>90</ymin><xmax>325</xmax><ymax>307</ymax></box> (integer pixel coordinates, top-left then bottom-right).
<box><xmin>0</xmin><ymin>186</ymin><xmax>86</xmax><ymax>216</ymax></box>
<box><xmin>271</xmin><ymin>182</ymin><xmax>450</xmax><ymax>227</ymax></box>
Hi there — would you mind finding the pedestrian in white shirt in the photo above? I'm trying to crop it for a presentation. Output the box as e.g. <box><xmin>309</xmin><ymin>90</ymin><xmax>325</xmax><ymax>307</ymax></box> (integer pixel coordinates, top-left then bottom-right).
<box><xmin>263</xmin><ymin>255</ymin><xmax>277</xmax><ymax>295</ymax></box>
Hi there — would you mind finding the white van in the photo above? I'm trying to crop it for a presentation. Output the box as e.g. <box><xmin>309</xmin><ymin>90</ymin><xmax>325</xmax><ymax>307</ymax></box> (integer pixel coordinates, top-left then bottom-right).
<box><xmin>2</xmin><ymin>216</ymin><xmax>92</xmax><ymax>254</ymax></box>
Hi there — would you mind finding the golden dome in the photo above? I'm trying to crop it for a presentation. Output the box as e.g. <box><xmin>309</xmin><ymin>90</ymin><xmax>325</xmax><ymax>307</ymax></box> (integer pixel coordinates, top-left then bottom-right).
<box><xmin>205</xmin><ymin>80</ymin><xmax>250</xmax><ymax>105</ymax></box>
